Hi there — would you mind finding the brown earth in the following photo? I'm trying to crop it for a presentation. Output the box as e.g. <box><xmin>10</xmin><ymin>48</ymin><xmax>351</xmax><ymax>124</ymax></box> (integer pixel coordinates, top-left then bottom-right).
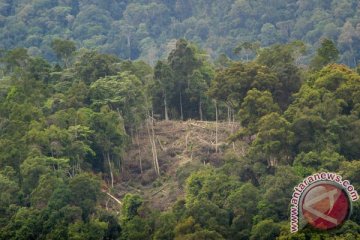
<box><xmin>104</xmin><ymin>120</ymin><xmax>246</xmax><ymax>212</ymax></box>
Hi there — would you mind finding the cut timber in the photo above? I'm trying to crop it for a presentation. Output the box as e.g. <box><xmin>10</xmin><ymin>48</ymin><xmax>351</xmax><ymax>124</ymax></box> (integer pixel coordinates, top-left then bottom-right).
<box><xmin>157</xmin><ymin>136</ymin><xmax>166</xmax><ymax>151</ymax></box>
<box><xmin>189</xmin><ymin>123</ymin><xmax>208</xmax><ymax>129</ymax></box>
<box><xmin>215</xmin><ymin>100</ymin><xmax>219</xmax><ymax>153</ymax></box>
<box><xmin>105</xmin><ymin>192</ymin><xmax>122</xmax><ymax>205</ymax></box>
<box><xmin>151</xmin><ymin>184</ymin><xmax>169</xmax><ymax>196</ymax></box>
<box><xmin>119</xmin><ymin>120</ymin><xmax>242</xmax><ymax>212</ymax></box>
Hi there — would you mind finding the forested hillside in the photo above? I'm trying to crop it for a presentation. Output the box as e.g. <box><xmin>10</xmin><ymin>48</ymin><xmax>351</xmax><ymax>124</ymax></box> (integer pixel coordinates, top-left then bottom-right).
<box><xmin>0</xmin><ymin>35</ymin><xmax>359</xmax><ymax>239</ymax></box>
<box><xmin>0</xmin><ymin>0</ymin><xmax>360</xmax><ymax>66</ymax></box>
<box><xmin>1</xmin><ymin>0</ymin><xmax>360</xmax><ymax>239</ymax></box>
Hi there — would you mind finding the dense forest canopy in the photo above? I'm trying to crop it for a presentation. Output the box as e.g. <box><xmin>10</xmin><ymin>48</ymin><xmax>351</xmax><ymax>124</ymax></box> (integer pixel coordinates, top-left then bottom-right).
<box><xmin>0</xmin><ymin>1</ymin><xmax>360</xmax><ymax>240</ymax></box>
<box><xmin>0</xmin><ymin>36</ymin><xmax>359</xmax><ymax>239</ymax></box>
<box><xmin>0</xmin><ymin>0</ymin><xmax>359</xmax><ymax>66</ymax></box>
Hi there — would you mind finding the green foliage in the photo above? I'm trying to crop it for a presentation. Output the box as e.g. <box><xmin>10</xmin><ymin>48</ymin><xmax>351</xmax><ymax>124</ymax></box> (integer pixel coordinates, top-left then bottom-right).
<box><xmin>0</xmin><ymin>0</ymin><xmax>359</xmax><ymax>66</ymax></box>
<box><xmin>0</xmin><ymin>173</ymin><xmax>105</xmax><ymax>239</ymax></box>
<box><xmin>0</xmin><ymin>207</ymin><xmax>42</xmax><ymax>240</ymax></box>
<box><xmin>293</xmin><ymin>150</ymin><xmax>345</xmax><ymax>176</ymax></box>
<box><xmin>0</xmin><ymin>37</ymin><xmax>360</xmax><ymax>239</ymax></box>
<box><xmin>73</xmin><ymin>50</ymin><xmax>120</xmax><ymax>84</ymax></box>
<box><xmin>257</xmin><ymin>166</ymin><xmax>301</xmax><ymax>221</ymax></box>
<box><xmin>174</xmin><ymin>216</ymin><xmax>225</xmax><ymax>240</ymax></box>
<box><xmin>120</xmin><ymin>194</ymin><xmax>151</xmax><ymax>240</ymax></box>
<box><xmin>153</xmin><ymin>212</ymin><xmax>176</xmax><ymax>240</ymax></box>
<box><xmin>20</xmin><ymin>156</ymin><xmax>51</xmax><ymax>195</ymax></box>
<box><xmin>251</xmin><ymin>113</ymin><xmax>294</xmax><ymax>167</ymax></box>
<box><xmin>152</xmin><ymin>60</ymin><xmax>174</xmax><ymax>119</ymax></box>
<box><xmin>311</xmin><ymin>38</ymin><xmax>340</xmax><ymax>70</ymax></box>
<box><xmin>1</xmin><ymin>48</ymin><xmax>30</xmax><ymax>73</ymax></box>
<box><xmin>51</xmin><ymin>38</ymin><xmax>76</xmax><ymax>68</ymax></box>
<box><xmin>185</xmin><ymin>168</ymin><xmax>240</xmax><ymax>208</ymax></box>
<box><xmin>98</xmin><ymin>212</ymin><xmax>122</xmax><ymax>240</ymax></box>
<box><xmin>285</xmin><ymin>64</ymin><xmax>360</xmax><ymax>158</ymax></box>
<box><xmin>121</xmin><ymin>216</ymin><xmax>151</xmax><ymax>240</ymax></box>
<box><xmin>239</xmin><ymin>89</ymin><xmax>280</xmax><ymax>131</ymax></box>
<box><xmin>0</xmin><ymin>45</ymin><xmax>139</xmax><ymax>239</ymax></box>
<box><xmin>186</xmin><ymin>199</ymin><xmax>229</xmax><ymax>236</ymax></box>
<box><xmin>149</xmin><ymin>39</ymin><xmax>216</xmax><ymax>120</ymax></box>
<box><xmin>0</xmin><ymin>173</ymin><xmax>19</xmax><ymax>213</ymax></box>
<box><xmin>90</xmin><ymin>71</ymin><xmax>147</xmax><ymax>132</ymax></box>
<box><xmin>68</xmin><ymin>173</ymin><xmax>101</xmax><ymax>220</ymax></box>
<box><xmin>90</xmin><ymin>109</ymin><xmax>127</xmax><ymax>177</ymax></box>
<box><xmin>208</xmin><ymin>62</ymin><xmax>279</xmax><ymax>110</ymax></box>
<box><xmin>30</xmin><ymin>174</ymin><xmax>63</xmax><ymax>208</ymax></box>
<box><xmin>225</xmin><ymin>182</ymin><xmax>259</xmax><ymax>238</ymax></box>
<box><xmin>256</xmin><ymin>42</ymin><xmax>304</xmax><ymax>109</ymax></box>
<box><xmin>339</xmin><ymin>160</ymin><xmax>360</xmax><ymax>189</ymax></box>
<box><xmin>121</xmin><ymin>194</ymin><xmax>143</xmax><ymax>224</ymax></box>
<box><xmin>68</xmin><ymin>219</ymin><xmax>108</xmax><ymax>240</ymax></box>
<box><xmin>250</xmin><ymin>219</ymin><xmax>280</xmax><ymax>240</ymax></box>
<box><xmin>279</xmin><ymin>220</ymin><xmax>360</xmax><ymax>240</ymax></box>
<box><xmin>234</xmin><ymin>41</ymin><xmax>260</xmax><ymax>61</ymax></box>
<box><xmin>174</xmin><ymin>217</ymin><xmax>200</xmax><ymax>238</ymax></box>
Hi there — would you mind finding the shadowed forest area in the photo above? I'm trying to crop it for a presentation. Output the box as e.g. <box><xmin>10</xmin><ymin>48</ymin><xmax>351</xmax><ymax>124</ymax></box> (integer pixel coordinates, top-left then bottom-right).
<box><xmin>0</xmin><ymin>0</ymin><xmax>360</xmax><ymax>65</ymax></box>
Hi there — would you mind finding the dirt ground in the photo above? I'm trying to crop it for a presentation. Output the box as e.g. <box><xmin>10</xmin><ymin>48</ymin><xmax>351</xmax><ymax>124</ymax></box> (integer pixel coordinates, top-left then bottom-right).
<box><xmin>104</xmin><ymin>120</ymin><xmax>244</xmax><ymax>212</ymax></box>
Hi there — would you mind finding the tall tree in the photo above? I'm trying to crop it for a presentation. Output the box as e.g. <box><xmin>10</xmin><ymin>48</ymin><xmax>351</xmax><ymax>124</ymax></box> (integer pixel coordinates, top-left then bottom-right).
<box><xmin>153</xmin><ymin>61</ymin><xmax>174</xmax><ymax>120</ymax></box>
<box><xmin>51</xmin><ymin>38</ymin><xmax>76</xmax><ymax>68</ymax></box>
<box><xmin>208</xmin><ymin>62</ymin><xmax>279</xmax><ymax>111</ymax></box>
<box><xmin>251</xmin><ymin>113</ymin><xmax>294</xmax><ymax>167</ymax></box>
<box><xmin>74</xmin><ymin>50</ymin><xmax>120</xmax><ymax>84</ymax></box>
<box><xmin>256</xmin><ymin>42</ymin><xmax>305</xmax><ymax>109</ymax></box>
<box><xmin>238</xmin><ymin>89</ymin><xmax>280</xmax><ymax>131</ymax></box>
<box><xmin>233</xmin><ymin>41</ymin><xmax>260</xmax><ymax>61</ymax></box>
<box><xmin>91</xmin><ymin>109</ymin><xmax>127</xmax><ymax>188</ymax></box>
<box><xmin>168</xmin><ymin>39</ymin><xmax>201</xmax><ymax>120</ymax></box>
<box><xmin>90</xmin><ymin>71</ymin><xmax>147</xmax><ymax>134</ymax></box>
<box><xmin>310</xmin><ymin>38</ymin><xmax>339</xmax><ymax>70</ymax></box>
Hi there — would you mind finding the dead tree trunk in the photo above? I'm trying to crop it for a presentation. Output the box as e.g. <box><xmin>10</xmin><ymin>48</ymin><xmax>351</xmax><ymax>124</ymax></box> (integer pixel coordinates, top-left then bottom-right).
<box><xmin>227</xmin><ymin>105</ymin><xmax>231</xmax><ymax>125</ymax></box>
<box><xmin>232</xmin><ymin>108</ymin><xmax>236</xmax><ymax>151</ymax></box>
<box><xmin>127</xmin><ymin>34</ymin><xmax>131</xmax><ymax>60</ymax></box>
<box><xmin>106</xmin><ymin>152</ymin><xmax>114</xmax><ymax>188</ymax></box>
<box><xmin>146</xmin><ymin>116</ymin><xmax>160</xmax><ymax>176</ymax></box>
<box><xmin>215</xmin><ymin>100</ymin><xmax>218</xmax><ymax>153</ymax></box>
<box><xmin>199</xmin><ymin>98</ymin><xmax>203</xmax><ymax>121</ymax></box>
<box><xmin>136</xmin><ymin>130</ymin><xmax>143</xmax><ymax>174</ymax></box>
<box><xmin>179</xmin><ymin>90</ymin><xmax>184</xmax><ymax>121</ymax></box>
<box><xmin>164</xmin><ymin>93</ymin><xmax>169</xmax><ymax>121</ymax></box>
<box><xmin>151</xmin><ymin>120</ymin><xmax>160</xmax><ymax>176</ymax></box>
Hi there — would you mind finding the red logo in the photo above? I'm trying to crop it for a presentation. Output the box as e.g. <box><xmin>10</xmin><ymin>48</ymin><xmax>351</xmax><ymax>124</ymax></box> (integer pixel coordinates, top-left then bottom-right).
<box><xmin>301</xmin><ymin>183</ymin><xmax>350</xmax><ymax>230</ymax></box>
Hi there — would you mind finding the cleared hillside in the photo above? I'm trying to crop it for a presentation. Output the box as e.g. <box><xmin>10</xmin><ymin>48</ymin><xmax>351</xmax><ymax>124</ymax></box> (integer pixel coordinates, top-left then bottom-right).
<box><xmin>104</xmin><ymin>120</ymin><xmax>243</xmax><ymax>211</ymax></box>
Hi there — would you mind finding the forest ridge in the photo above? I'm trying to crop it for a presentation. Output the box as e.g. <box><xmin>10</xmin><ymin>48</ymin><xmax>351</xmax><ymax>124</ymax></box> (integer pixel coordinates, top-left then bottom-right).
<box><xmin>0</xmin><ymin>0</ymin><xmax>359</xmax><ymax>65</ymax></box>
<box><xmin>0</xmin><ymin>0</ymin><xmax>360</xmax><ymax>240</ymax></box>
